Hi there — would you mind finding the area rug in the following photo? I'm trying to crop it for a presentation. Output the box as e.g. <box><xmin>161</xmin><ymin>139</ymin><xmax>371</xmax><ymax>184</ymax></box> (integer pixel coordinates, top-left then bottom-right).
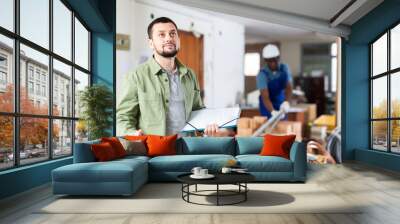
<box><xmin>37</xmin><ymin>183</ymin><xmax>362</xmax><ymax>214</ymax></box>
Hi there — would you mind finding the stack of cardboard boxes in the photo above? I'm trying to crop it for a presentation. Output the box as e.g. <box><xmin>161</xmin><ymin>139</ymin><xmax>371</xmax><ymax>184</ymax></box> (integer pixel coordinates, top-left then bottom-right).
<box><xmin>236</xmin><ymin>116</ymin><xmax>303</xmax><ymax>141</ymax></box>
<box><xmin>236</xmin><ymin>103</ymin><xmax>318</xmax><ymax>141</ymax></box>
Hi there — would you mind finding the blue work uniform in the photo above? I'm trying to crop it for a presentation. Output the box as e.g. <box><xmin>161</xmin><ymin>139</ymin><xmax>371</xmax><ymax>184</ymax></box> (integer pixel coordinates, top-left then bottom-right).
<box><xmin>256</xmin><ymin>63</ymin><xmax>292</xmax><ymax>118</ymax></box>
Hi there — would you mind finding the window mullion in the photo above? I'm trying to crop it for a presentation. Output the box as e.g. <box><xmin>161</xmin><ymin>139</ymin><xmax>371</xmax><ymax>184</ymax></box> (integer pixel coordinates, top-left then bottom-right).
<box><xmin>13</xmin><ymin>0</ymin><xmax>20</xmax><ymax>167</ymax></box>
<box><xmin>388</xmin><ymin>30</ymin><xmax>391</xmax><ymax>152</ymax></box>
<box><xmin>370</xmin><ymin>45</ymin><xmax>373</xmax><ymax>149</ymax></box>
<box><xmin>71</xmin><ymin>10</ymin><xmax>76</xmax><ymax>154</ymax></box>
<box><xmin>49</xmin><ymin>0</ymin><xmax>54</xmax><ymax>160</ymax></box>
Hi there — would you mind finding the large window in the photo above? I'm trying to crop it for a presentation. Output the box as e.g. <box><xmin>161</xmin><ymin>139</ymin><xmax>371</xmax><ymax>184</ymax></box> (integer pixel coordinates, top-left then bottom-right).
<box><xmin>370</xmin><ymin>23</ymin><xmax>400</xmax><ymax>153</ymax></box>
<box><xmin>0</xmin><ymin>0</ymin><xmax>91</xmax><ymax>171</ymax></box>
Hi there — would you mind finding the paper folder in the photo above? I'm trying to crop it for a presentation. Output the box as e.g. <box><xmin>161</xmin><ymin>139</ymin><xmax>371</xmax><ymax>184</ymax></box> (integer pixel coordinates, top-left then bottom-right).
<box><xmin>181</xmin><ymin>107</ymin><xmax>241</xmax><ymax>132</ymax></box>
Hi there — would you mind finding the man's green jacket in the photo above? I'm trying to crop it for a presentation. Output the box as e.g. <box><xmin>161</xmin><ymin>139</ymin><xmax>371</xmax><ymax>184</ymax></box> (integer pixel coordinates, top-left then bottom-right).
<box><xmin>117</xmin><ymin>57</ymin><xmax>204</xmax><ymax>135</ymax></box>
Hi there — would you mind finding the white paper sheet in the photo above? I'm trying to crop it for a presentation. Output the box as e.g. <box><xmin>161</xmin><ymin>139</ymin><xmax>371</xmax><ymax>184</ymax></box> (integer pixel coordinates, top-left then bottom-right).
<box><xmin>182</xmin><ymin>107</ymin><xmax>241</xmax><ymax>132</ymax></box>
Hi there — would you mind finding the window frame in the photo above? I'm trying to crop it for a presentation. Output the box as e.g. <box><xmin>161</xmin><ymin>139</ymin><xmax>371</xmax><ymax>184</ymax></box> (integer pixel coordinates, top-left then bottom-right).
<box><xmin>0</xmin><ymin>0</ymin><xmax>92</xmax><ymax>171</ymax></box>
<box><xmin>370</xmin><ymin>21</ymin><xmax>400</xmax><ymax>154</ymax></box>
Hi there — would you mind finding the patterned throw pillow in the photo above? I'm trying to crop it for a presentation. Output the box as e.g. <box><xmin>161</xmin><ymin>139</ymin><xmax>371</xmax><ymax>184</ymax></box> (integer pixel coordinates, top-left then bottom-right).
<box><xmin>118</xmin><ymin>138</ymin><xmax>147</xmax><ymax>156</ymax></box>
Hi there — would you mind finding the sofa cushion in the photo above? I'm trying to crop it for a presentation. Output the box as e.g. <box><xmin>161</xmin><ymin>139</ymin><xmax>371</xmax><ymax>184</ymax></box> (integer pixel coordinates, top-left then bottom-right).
<box><xmin>236</xmin><ymin>155</ymin><xmax>293</xmax><ymax>172</ymax></box>
<box><xmin>178</xmin><ymin>137</ymin><xmax>236</xmax><ymax>155</ymax></box>
<box><xmin>53</xmin><ymin>158</ymin><xmax>147</xmax><ymax>183</ymax></box>
<box><xmin>124</xmin><ymin>135</ymin><xmax>148</xmax><ymax>142</ymax></box>
<box><xmin>91</xmin><ymin>142</ymin><xmax>118</xmax><ymax>161</ymax></box>
<box><xmin>101</xmin><ymin>137</ymin><xmax>127</xmax><ymax>158</ymax></box>
<box><xmin>114</xmin><ymin>155</ymin><xmax>150</xmax><ymax>164</ymax></box>
<box><xmin>147</xmin><ymin>134</ymin><xmax>178</xmax><ymax>157</ymax></box>
<box><xmin>119</xmin><ymin>138</ymin><xmax>147</xmax><ymax>156</ymax></box>
<box><xmin>236</xmin><ymin>137</ymin><xmax>263</xmax><ymax>155</ymax></box>
<box><xmin>260</xmin><ymin>134</ymin><xmax>296</xmax><ymax>159</ymax></box>
<box><xmin>148</xmin><ymin>154</ymin><xmax>235</xmax><ymax>172</ymax></box>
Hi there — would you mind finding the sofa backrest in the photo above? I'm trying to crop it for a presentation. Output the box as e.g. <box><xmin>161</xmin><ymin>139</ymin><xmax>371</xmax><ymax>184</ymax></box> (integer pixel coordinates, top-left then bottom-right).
<box><xmin>74</xmin><ymin>137</ymin><xmax>267</xmax><ymax>162</ymax></box>
<box><xmin>73</xmin><ymin>139</ymin><xmax>100</xmax><ymax>163</ymax></box>
<box><xmin>177</xmin><ymin>137</ymin><xmax>236</xmax><ymax>155</ymax></box>
<box><xmin>235</xmin><ymin>137</ymin><xmax>263</xmax><ymax>155</ymax></box>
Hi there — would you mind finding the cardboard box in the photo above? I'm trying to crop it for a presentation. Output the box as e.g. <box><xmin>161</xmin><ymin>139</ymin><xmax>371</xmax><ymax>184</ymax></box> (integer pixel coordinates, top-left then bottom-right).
<box><xmin>253</xmin><ymin>116</ymin><xmax>268</xmax><ymax>126</ymax></box>
<box><xmin>237</xmin><ymin>128</ymin><xmax>255</xmax><ymax>137</ymax></box>
<box><xmin>314</xmin><ymin>115</ymin><xmax>336</xmax><ymax>132</ymax></box>
<box><xmin>236</xmin><ymin>116</ymin><xmax>303</xmax><ymax>140</ymax></box>
<box><xmin>237</xmin><ymin>118</ymin><xmax>252</xmax><ymax>129</ymax></box>
<box><xmin>270</xmin><ymin>121</ymin><xmax>303</xmax><ymax>141</ymax></box>
<box><xmin>296</xmin><ymin>103</ymin><xmax>317</xmax><ymax>122</ymax></box>
<box><xmin>249</xmin><ymin>119</ymin><xmax>259</xmax><ymax>130</ymax></box>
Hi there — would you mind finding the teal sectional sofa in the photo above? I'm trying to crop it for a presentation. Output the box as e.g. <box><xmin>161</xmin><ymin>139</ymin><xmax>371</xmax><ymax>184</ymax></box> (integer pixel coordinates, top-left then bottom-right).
<box><xmin>52</xmin><ymin>137</ymin><xmax>306</xmax><ymax>196</ymax></box>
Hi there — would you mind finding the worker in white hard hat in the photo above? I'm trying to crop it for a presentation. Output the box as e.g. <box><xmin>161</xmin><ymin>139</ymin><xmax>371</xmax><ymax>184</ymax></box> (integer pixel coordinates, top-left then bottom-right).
<box><xmin>256</xmin><ymin>44</ymin><xmax>292</xmax><ymax>118</ymax></box>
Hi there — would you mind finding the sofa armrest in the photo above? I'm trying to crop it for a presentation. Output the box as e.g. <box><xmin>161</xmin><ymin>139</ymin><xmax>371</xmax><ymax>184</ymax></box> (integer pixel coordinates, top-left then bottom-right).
<box><xmin>73</xmin><ymin>140</ymin><xmax>100</xmax><ymax>163</ymax></box>
<box><xmin>289</xmin><ymin>142</ymin><xmax>307</xmax><ymax>182</ymax></box>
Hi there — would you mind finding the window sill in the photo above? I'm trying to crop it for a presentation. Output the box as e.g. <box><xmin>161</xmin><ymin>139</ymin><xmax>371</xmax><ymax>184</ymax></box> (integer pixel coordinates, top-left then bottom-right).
<box><xmin>0</xmin><ymin>156</ymin><xmax>72</xmax><ymax>176</ymax></box>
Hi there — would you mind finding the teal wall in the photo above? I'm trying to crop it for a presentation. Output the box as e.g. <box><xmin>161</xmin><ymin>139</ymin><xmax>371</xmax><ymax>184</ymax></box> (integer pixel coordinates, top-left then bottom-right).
<box><xmin>0</xmin><ymin>158</ymin><xmax>72</xmax><ymax>199</ymax></box>
<box><xmin>343</xmin><ymin>0</ymin><xmax>400</xmax><ymax>171</ymax></box>
<box><xmin>91</xmin><ymin>0</ymin><xmax>116</xmax><ymax>135</ymax></box>
<box><xmin>0</xmin><ymin>0</ymin><xmax>116</xmax><ymax>200</ymax></box>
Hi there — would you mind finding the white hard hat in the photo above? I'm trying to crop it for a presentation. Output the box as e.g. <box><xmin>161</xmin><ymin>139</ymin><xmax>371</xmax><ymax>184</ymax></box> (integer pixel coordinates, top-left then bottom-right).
<box><xmin>262</xmin><ymin>44</ymin><xmax>280</xmax><ymax>59</ymax></box>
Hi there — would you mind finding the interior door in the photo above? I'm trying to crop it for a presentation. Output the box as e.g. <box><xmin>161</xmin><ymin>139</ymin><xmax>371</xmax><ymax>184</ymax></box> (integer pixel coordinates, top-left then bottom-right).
<box><xmin>177</xmin><ymin>30</ymin><xmax>204</xmax><ymax>96</ymax></box>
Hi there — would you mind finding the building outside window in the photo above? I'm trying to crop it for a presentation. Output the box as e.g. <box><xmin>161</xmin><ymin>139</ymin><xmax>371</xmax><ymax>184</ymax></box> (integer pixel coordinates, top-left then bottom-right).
<box><xmin>28</xmin><ymin>81</ymin><xmax>34</xmax><ymax>94</ymax></box>
<box><xmin>0</xmin><ymin>54</ymin><xmax>7</xmax><ymax>90</ymax></box>
<box><xmin>54</xmin><ymin>89</ymin><xmax>58</xmax><ymax>104</ymax></box>
<box><xmin>35</xmin><ymin>83</ymin><xmax>40</xmax><ymax>95</ymax></box>
<box><xmin>0</xmin><ymin>71</ymin><xmax>7</xmax><ymax>92</ymax></box>
<box><xmin>0</xmin><ymin>71</ymin><xmax>6</xmax><ymax>84</ymax></box>
<box><xmin>0</xmin><ymin>0</ymin><xmax>91</xmax><ymax>170</ymax></box>
<box><xmin>35</xmin><ymin>70</ymin><xmax>40</xmax><ymax>81</ymax></box>
<box><xmin>28</xmin><ymin>66</ymin><xmax>34</xmax><ymax>80</ymax></box>
<box><xmin>0</xmin><ymin>54</ymin><xmax>7</xmax><ymax>67</ymax></box>
<box><xmin>41</xmin><ymin>73</ymin><xmax>46</xmax><ymax>83</ymax></box>
<box><xmin>41</xmin><ymin>85</ymin><xmax>46</xmax><ymax>97</ymax></box>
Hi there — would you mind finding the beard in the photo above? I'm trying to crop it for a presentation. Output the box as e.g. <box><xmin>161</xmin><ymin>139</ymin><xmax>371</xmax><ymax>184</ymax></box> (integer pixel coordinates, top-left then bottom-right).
<box><xmin>156</xmin><ymin>44</ymin><xmax>179</xmax><ymax>58</ymax></box>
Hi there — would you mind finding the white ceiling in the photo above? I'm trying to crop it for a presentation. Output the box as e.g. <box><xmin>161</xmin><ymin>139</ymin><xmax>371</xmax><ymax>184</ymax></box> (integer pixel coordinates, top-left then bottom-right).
<box><xmin>209</xmin><ymin>12</ymin><xmax>338</xmax><ymax>43</ymax></box>
<box><xmin>224</xmin><ymin>0</ymin><xmax>353</xmax><ymax>23</ymax></box>
<box><xmin>164</xmin><ymin>0</ymin><xmax>384</xmax><ymax>41</ymax></box>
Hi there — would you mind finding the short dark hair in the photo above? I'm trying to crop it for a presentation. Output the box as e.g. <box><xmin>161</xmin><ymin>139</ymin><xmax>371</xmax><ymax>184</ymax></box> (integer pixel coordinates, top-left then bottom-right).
<box><xmin>147</xmin><ymin>17</ymin><xmax>178</xmax><ymax>39</ymax></box>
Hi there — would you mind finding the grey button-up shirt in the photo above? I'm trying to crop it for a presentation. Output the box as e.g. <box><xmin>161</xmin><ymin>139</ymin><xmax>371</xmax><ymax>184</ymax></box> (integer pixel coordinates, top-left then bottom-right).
<box><xmin>165</xmin><ymin>68</ymin><xmax>186</xmax><ymax>135</ymax></box>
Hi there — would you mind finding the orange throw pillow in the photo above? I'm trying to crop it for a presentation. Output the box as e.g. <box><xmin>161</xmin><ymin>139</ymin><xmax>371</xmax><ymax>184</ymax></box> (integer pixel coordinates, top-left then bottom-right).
<box><xmin>124</xmin><ymin>135</ymin><xmax>148</xmax><ymax>142</ymax></box>
<box><xmin>101</xmin><ymin>137</ymin><xmax>126</xmax><ymax>158</ymax></box>
<box><xmin>146</xmin><ymin>134</ymin><xmax>178</xmax><ymax>157</ymax></box>
<box><xmin>91</xmin><ymin>142</ymin><xmax>117</xmax><ymax>161</ymax></box>
<box><xmin>260</xmin><ymin>134</ymin><xmax>296</xmax><ymax>159</ymax></box>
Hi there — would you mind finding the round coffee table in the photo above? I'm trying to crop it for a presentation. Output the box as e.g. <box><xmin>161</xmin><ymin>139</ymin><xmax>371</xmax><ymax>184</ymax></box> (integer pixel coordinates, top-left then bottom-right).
<box><xmin>177</xmin><ymin>173</ymin><xmax>255</xmax><ymax>206</ymax></box>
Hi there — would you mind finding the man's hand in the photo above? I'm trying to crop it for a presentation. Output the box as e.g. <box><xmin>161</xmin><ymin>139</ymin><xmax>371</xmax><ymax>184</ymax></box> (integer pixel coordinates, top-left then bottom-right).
<box><xmin>204</xmin><ymin>123</ymin><xmax>219</xmax><ymax>137</ymax></box>
<box><xmin>271</xmin><ymin>110</ymin><xmax>280</xmax><ymax>118</ymax></box>
<box><xmin>131</xmin><ymin>129</ymin><xmax>144</xmax><ymax>136</ymax></box>
<box><xmin>204</xmin><ymin>123</ymin><xmax>233</xmax><ymax>137</ymax></box>
<box><xmin>280</xmin><ymin>101</ymin><xmax>290</xmax><ymax>113</ymax></box>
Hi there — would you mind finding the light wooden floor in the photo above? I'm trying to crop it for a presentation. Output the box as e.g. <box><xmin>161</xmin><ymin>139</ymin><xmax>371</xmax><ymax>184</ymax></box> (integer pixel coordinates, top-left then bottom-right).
<box><xmin>1</xmin><ymin>162</ymin><xmax>400</xmax><ymax>224</ymax></box>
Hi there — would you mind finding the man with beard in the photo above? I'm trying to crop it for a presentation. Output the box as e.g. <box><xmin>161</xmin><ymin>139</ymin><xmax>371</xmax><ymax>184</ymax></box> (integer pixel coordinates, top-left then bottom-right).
<box><xmin>117</xmin><ymin>17</ymin><xmax>232</xmax><ymax>137</ymax></box>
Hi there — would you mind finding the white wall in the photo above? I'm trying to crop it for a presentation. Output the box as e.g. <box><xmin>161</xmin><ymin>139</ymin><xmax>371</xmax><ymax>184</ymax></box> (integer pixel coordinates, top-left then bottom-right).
<box><xmin>280</xmin><ymin>39</ymin><xmax>335</xmax><ymax>77</ymax></box>
<box><xmin>280</xmin><ymin>41</ymin><xmax>302</xmax><ymax>77</ymax></box>
<box><xmin>116</xmin><ymin>0</ymin><xmax>245</xmax><ymax>108</ymax></box>
<box><xmin>116</xmin><ymin>0</ymin><xmax>135</xmax><ymax>98</ymax></box>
